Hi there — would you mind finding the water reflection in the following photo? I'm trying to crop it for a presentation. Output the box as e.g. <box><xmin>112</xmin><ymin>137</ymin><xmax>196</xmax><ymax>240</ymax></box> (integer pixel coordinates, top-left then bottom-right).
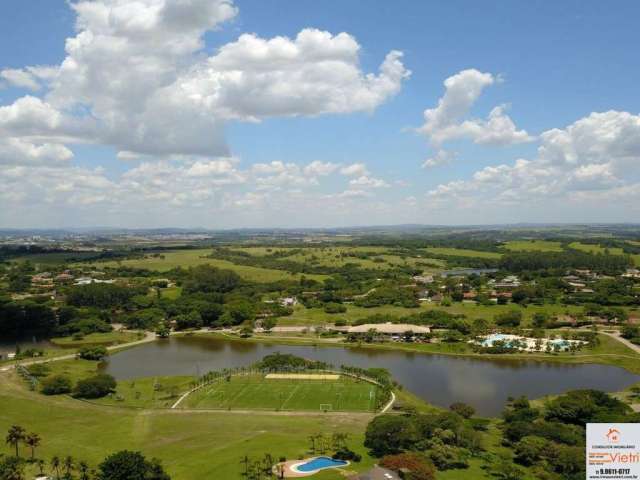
<box><xmin>100</xmin><ymin>336</ymin><xmax>640</xmax><ymax>416</ymax></box>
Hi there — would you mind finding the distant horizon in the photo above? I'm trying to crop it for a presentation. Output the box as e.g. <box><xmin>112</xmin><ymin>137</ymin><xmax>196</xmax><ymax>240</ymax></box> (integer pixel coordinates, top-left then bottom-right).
<box><xmin>2</xmin><ymin>222</ymin><xmax>640</xmax><ymax>234</ymax></box>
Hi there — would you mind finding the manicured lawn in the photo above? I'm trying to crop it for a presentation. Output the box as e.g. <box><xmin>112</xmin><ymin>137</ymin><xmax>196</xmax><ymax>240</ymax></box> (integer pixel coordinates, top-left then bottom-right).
<box><xmin>184</xmin><ymin>374</ymin><xmax>379</xmax><ymax>412</ymax></box>
<box><xmin>78</xmin><ymin>249</ymin><xmax>328</xmax><ymax>282</ymax></box>
<box><xmin>0</xmin><ymin>371</ymin><xmax>374</xmax><ymax>480</ymax></box>
<box><xmin>422</xmin><ymin>247</ymin><xmax>502</xmax><ymax>259</ymax></box>
<box><xmin>95</xmin><ymin>376</ymin><xmax>194</xmax><ymax>409</ymax></box>
<box><xmin>503</xmin><ymin>240</ymin><xmax>564</xmax><ymax>252</ymax></box>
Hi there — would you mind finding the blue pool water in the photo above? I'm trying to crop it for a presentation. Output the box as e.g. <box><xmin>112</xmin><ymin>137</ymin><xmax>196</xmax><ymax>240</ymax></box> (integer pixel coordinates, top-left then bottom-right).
<box><xmin>296</xmin><ymin>456</ymin><xmax>348</xmax><ymax>472</ymax></box>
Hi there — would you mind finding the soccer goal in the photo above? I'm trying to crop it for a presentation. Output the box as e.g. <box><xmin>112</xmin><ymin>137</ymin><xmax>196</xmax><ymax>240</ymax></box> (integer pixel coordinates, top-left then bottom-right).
<box><xmin>320</xmin><ymin>403</ymin><xmax>333</xmax><ymax>412</ymax></box>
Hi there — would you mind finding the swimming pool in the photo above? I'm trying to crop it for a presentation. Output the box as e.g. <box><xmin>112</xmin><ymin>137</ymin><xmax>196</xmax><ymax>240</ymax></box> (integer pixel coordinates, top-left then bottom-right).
<box><xmin>293</xmin><ymin>456</ymin><xmax>348</xmax><ymax>473</ymax></box>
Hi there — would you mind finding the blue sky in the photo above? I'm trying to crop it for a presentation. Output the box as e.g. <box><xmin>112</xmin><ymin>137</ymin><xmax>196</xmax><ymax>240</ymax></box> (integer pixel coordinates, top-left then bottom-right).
<box><xmin>1</xmin><ymin>0</ymin><xmax>639</xmax><ymax>228</ymax></box>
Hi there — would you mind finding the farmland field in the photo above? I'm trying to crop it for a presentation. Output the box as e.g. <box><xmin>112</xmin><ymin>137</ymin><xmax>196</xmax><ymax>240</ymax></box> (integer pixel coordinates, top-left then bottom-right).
<box><xmin>569</xmin><ymin>242</ymin><xmax>640</xmax><ymax>266</ymax></box>
<box><xmin>277</xmin><ymin>302</ymin><xmax>586</xmax><ymax>327</ymax></box>
<box><xmin>568</xmin><ymin>242</ymin><xmax>625</xmax><ymax>255</ymax></box>
<box><xmin>503</xmin><ymin>240</ymin><xmax>564</xmax><ymax>252</ymax></box>
<box><xmin>230</xmin><ymin>245</ymin><xmax>445</xmax><ymax>271</ymax></box>
<box><xmin>77</xmin><ymin>249</ymin><xmax>328</xmax><ymax>282</ymax></box>
<box><xmin>182</xmin><ymin>374</ymin><xmax>380</xmax><ymax>412</ymax></box>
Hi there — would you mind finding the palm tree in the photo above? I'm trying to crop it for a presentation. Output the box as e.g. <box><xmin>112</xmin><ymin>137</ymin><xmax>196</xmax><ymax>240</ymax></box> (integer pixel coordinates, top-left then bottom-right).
<box><xmin>63</xmin><ymin>455</ymin><xmax>75</xmax><ymax>477</ymax></box>
<box><xmin>24</xmin><ymin>432</ymin><xmax>41</xmax><ymax>460</ymax></box>
<box><xmin>51</xmin><ymin>455</ymin><xmax>61</xmax><ymax>480</ymax></box>
<box><xmin>78</xmin><ymin>460</ymin><xmax>90</xmax><ymax>480</ymax></box>
<box><xmin>36</xmin><ymin>459</ymin><xmax>46</xmax><ymax>476</ymax></box>
<box><xmin>5</xmin><ymin>425</ymin><xmax>26</xmax><ymax>457</ymax></box>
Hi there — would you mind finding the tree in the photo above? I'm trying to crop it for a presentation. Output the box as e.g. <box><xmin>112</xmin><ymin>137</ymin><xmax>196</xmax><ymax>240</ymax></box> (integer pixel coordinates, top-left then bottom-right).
<box><xmin>449</xmin><ymin>402</ymin><xmax>475</xmax><ymax>419</ymax></box>
<box><xmin>155</xmin><ymin>322</ymin><xmax>170</xmax><ymax>338</ymax></box>
<box><xmin>364</xmin><ymin>415</ymin><xmax>417</xmax><ymax>456</ymax></box>
<box><xmin>514</xmin><ymin>436</ymin><xmax>548</xmax><ymax>466</ymax></box>
<box><xmin>23</xmin><ymin>433</ymin><xmax>40</xmax><ymax>460</ymax></box>
<box><xmin>51</xmin><ymin>456</ymin><xmax>61</xmax><ymax>480</ymax></box>
<box><xmin>77</xmin><ymin>346</ymin><xmax>108</xmax><ymax>361</ymax></box>
<box><xmin>97</xmin><ymin>451</ymin><xmax>170</xmax><ymax>480</ymax></box>
<box><xmin>41</xmin><ymin>375</ymin><xmax>72</xmax><ymax>395</ymax></box>
<box><xmin>5</xmin><ymin>426</ymin><xmax>25</xmax><ymax>458</ymax></box>
<box><xmin>73</xmin><ymin>374</ymin><xmax>117</xmax><ymax>399</ymax></box>
<box><xmin>621</xmin><ymin>323</ymin><xmax>639</xmax><ymax>340</ymax></box>
<box><xmin>495</xmin><ymin>310</ymin><xmax>522</xmax><ymax>327</ymax></box>
<box><xmin>532</xmin><ymin>312</ymin><xmax>549</xmax><ymax>329</ymax></box>
<box><xmin>0</xmin><ymin>455</ymin><xmax>25</xmax><ymax>480</ymax></box>
<box><xmin>63</xmin><ymin>456</ymin><xmax>75</xmax><ymax>477</ymax></box>
<box><xmin>78</xmin><ymin>461</ymin><xmax>90</xmax><ymax>480</ymax></box>
<box><xmin>182</xmin><ymin>265</ymin><xmax>241</xmax><ymax>294</ymax></box>
<box><xmin>261</xmin><ymin>317</ymin><xmax>277</xmax><ymax>332</ymax></box>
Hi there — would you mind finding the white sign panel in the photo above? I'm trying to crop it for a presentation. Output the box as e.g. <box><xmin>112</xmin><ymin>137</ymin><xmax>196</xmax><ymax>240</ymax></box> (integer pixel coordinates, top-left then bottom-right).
<box><xmin>587</xmin><ymin>423</ymin><xmax>640</xmax><ymax>479</ymax></box>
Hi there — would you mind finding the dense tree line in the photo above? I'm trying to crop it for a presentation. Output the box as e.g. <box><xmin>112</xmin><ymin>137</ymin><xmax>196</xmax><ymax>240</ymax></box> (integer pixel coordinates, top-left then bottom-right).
<box><xmin>67</xmin><ymin>283</ymin><xmax>145</xmax><ymax>309</ymax></box>
<box><xmin>499</xmin><ymin>250</ymin><xmax>631</xmax><ymax>274</ymax></box>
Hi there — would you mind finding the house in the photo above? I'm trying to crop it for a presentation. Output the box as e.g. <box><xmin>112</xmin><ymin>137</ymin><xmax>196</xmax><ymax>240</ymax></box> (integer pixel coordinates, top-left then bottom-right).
<box><xmin>491</xmin><ymin>275</ymin><xmax>521</xmax><ymax>289</ymax></box>
<box><xmin>622</xmin><ymin>269</ymin><xmax>640</xmax><ymax>279</ymax></box>
<box><xmin>55</xmin><ymin>273</ymin><xmax>74</xmax><ymax>283</ymax></box>
<box><xmin>31</xmin><ymin>273</ymin><xmax>53</xmax><ymax>284</ymax></box>
<box><xmin>412</xmin><ymin>274</ymin><xmax>434</xmax><ymax>284</ymax></box>
<box><xmin>74</xmin><ymin>277</ymin><xmax>115</xmax><ymax>286</ymax></box>
<box><xmin>352</xmin><ymin>466</ymin><xmax>400</xmax><ymax>480</ymax></box>
<box><xmin>606</xmin><ymin>428</ymin><xmax>620</xmax><ymax>443</ymax></box>
<box><xmin>463</xmin><ymin>291</ymin><xmax>478</xmax><ymax>300</ymax></box>
<box><xmin>280</xmin><ymin>297</ymin><xmax>298</xmax><ymax>307</ymax></box>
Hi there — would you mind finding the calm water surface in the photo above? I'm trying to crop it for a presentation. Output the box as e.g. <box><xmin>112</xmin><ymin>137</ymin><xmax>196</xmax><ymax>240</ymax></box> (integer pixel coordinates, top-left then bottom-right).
<box><xmin>101</xmin><ymin>336</ymin><xmax>640</xmax><ymax>416</ymax></box>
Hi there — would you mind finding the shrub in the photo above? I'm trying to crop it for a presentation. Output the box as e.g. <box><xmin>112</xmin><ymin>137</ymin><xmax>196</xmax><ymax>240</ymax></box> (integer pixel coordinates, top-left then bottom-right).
<box><xmin>449</xmin><ymin>402</ymin><xmax>475</xmax><ymax>418</ymax></box>
<box><xmin>324</xmin><ymin>303</ymin><xmax>347</xmax><ymax>314</ymax></box>
<box><xmin>41</xmin><ymin>375</ymin><xmax>72</xmax><ymax>395</ymax></box>
<box><xmin>332</xmin><ymin>448</ymin><xmax>361</xmax><ymax>462</ymax></box>
<box><xmin>78</xmin><ymin>346</ymin><xmax>108</xmax><ymax>361</ymax></box>
<box><xmin>380</xmin><ymin>452</ymin><xmax>435</xmax><ymax>480</ymax></box>
<box><xmin>73</xmin><ymin>374</ymin><xmax>117</xmax><ymax>399</ymax></box>
<box><xmin>26</xmin><ymin>363</ymin><xmax>51</xmax><ymax>378</ymax></box>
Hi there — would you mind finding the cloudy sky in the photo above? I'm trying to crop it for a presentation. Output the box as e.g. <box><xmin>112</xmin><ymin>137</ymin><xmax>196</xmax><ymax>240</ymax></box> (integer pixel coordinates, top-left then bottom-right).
<box><xmin>1</xmin><ymin>0</ymin><xmax>639</xmax><ymax>228</ymax></box>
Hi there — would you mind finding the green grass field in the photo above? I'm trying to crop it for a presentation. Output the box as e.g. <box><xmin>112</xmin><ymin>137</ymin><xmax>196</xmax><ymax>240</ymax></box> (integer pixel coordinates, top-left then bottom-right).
<box><xmin>503</xmin><ymin>240</ymin><xmax>564</xmax><ymax>252</ymax></box>
<box><xmin>77</xmin><ymin>249</ymin><xmax>328</xmax><ymax>282</ymax></box>
<box><xmin>0</xmin><ymin>371</ymin><xmax>375</xmax><ymax>480</ymax></box>
<box><xmin>183</xmin><ymin>374</ymin><xmax>379</xmax><ymax>412</ymax></box>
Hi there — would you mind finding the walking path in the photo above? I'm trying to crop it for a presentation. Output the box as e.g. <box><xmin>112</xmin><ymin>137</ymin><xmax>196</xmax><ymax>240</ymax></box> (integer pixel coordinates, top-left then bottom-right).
<box><xmin>599</xmin><ymin>330</ymin><xmax>640</xmax><ymax>355</ymax></box>
<box><xmin>0</xmin><ymin>331</ymin><xmax>156</xmax><ymax>372</ymax></box>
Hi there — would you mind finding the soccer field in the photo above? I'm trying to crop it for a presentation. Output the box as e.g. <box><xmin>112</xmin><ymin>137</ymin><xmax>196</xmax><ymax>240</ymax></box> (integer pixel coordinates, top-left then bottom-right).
<box><xmin>182</xmin><ymin>374</ymin><xmax>380</xmax><ymax>412</ymax></box>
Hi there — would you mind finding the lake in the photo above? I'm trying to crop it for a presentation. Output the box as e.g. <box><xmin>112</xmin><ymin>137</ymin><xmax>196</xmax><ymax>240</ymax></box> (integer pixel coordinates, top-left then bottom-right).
<box><xmin>100</xmin><ymin>336</ymin><xmax>639</xmax><ymax>416</ymax></box>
